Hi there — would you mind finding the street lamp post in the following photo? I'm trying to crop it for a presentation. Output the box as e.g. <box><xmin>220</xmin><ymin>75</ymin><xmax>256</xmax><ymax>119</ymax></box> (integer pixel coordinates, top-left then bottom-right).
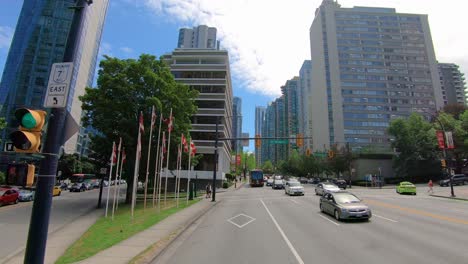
<box><xmin>212</xmin><ymin>116</ymin><xmax>219</xmax><ymax>202</ymax></box>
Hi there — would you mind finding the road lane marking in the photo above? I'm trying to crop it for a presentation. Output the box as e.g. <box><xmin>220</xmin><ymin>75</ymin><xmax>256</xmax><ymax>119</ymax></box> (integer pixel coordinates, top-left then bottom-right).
<box><xmin>366</xmin><ymin>199</ymin><xmax>468</xmax><ymax>225</ymax></box>
<box><xmin>373</xmin><ymin>214</ymin><xmax>398</xmax><ymax>223</ymax></box>
<box><xmin>317</xmin><ymin>213</ymin><xmax>340</xmax><ymax>226</ymax></box>
<box><xmin>260</xmin><ymin>199</ymin><xmax>305</xmax><ymax>264</ymax></box>
<box><xmin>227</xmin><ymin>214</ymin><xmax>256</xmax><ymax>228</ymax></box>
<box><xmin>290</xmin><ymin>199</ymin><xmax>300</xmax><ymax>205</ymax></box>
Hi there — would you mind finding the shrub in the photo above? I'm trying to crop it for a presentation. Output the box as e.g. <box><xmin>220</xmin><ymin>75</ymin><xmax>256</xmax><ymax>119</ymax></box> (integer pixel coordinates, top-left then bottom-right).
<box><xmin>222</xmin><ymin>182</ymin><xmax>229</xmax><ymax>189</ymax></box>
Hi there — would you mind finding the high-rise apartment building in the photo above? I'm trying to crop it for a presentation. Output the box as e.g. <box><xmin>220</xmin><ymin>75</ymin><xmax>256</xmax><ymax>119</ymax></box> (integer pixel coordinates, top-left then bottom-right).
<box><xmin>232</xmin><ymin>97</ymin><xmax>242</xmax><ymax>154</ymax></box>
<box><xmin>177</xmin><ymin>25</ymin><xmax>219</xmax><ymax>49</ymax></box>
<box><xmin>0</xmin><ymin>0</ymin><xmax>109</xmax><ymax>156</ymax></box>
<box><xmin>261</xmin><ymin>97</ymin><xmax>287</xmax><ymax>165</ymax></box>
<box><xmin>309</xmin><ymin>0</ymin><xmax>443</xmax><ymax>151</ymax></box>
<box><xmin>298</xmin><ymin>60</ymin><xmax>312</xmax><ymax>150</ymax></box>
<box><xmin>438</xmin><ymin>63</ymin><xmax>467</xmax><ymax>106</ymax></box>
<box><xmin>255</xmin><ymin>106</ymin><xmax>265</xmax><ymax>165</ymax></box>
<box><xmin>163</xmin><ymin>41</ymin><xmax>233</xmax><ymax>183</ymax></box>
<box><xmin>281</xmin><ymin>77</ymin><xmax>300</xmax><ymax>153</ymax></box>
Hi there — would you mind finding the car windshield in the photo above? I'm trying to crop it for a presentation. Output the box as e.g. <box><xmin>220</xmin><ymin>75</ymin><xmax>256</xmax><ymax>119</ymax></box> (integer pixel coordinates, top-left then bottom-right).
<box><xmin>334</xmin><ymin>194</ymin><xmax>361</xmax><ymax>204</ymax></box>
<box><xmin>289</xmin><ymin>182</ymin><xmax>301</xmax><ymax>187</ymax></box>
<box><xmin>324</xmin><ymin>184</ymin><xmax>338</xmax><ymax>188</ymax></box>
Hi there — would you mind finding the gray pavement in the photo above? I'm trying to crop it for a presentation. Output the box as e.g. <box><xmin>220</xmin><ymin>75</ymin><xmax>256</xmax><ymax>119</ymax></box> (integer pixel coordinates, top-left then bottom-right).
<box><xmin>154</xmin><ymin>183</ymin><xmax>468</xmax><ymax>264</ymax></box>
<box><xmin>0</xmin><ymin>185</ymin><xmax>125</xmax><ymax>263</ymax></box>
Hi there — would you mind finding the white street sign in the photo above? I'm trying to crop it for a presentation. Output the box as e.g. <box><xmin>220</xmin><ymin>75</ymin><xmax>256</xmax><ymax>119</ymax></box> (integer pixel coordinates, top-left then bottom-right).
<box><xmin>4</xmin><ymin>142</ymin><xmax>14</xmax><ymax>152</ymax></box>
<box><xmin>44</xmin><ymin>62</ymin><xmax>74</xmax><ymax>108</ymax></box>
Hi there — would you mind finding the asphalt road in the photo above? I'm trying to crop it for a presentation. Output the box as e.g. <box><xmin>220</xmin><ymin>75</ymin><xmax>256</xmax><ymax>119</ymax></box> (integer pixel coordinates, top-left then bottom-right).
<box><xmin>154</xmin><ymin>184</ymin><xmax>468</xmax><ymax>264</ymax></box>
<box><xmin>0</xmin><ymin>185</ymin><xmax>123</xmax><ymax>261</ymax></box>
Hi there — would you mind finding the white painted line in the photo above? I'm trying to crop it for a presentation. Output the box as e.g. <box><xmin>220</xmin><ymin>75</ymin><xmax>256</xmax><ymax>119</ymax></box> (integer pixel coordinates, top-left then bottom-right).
<box><xmin>290</xmin><ymin>199</ymin><xmax>300</xmax><ymax>205</ymax></box>
<box><xmin>227</xmin><ymin>214</ymin><xmax>256</xmax><ymax>228</ymax></box>
<box><xmin>373</xmin><ymin>214</ymin><xmax>398</xmax><ymax>223</ymax></box>
<box><xmin>317</xmin><ymin>213</ymin><xmax>340</xmax><ymax>226</ymax></box>
<box><xmin>261</xmin><ymin>199</ymin><xmax>305</xmax><ymax>264</ymax></box>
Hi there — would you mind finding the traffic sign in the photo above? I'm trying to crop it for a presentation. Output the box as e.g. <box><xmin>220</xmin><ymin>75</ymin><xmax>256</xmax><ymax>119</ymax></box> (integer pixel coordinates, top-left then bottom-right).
<box><xmin>4</xmin><ymin>142</ymin><xmax>14</xmax><ymax>152</ymax></box>
<box><xmin>44</xmin><ymin>62</ymin><xmax>74</xmax><ymax>108</ymax></box>
<box><xmin>269</xmin><ymin>139</ymin><xmax>288</xmax><ymax>144</ymax></box>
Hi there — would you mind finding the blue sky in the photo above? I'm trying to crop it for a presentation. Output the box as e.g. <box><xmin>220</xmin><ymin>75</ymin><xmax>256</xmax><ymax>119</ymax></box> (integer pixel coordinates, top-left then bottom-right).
<box><xmin>2</xmin><ymin>0</ymin><xmax>468</xmax><ymax>151</ymax></box>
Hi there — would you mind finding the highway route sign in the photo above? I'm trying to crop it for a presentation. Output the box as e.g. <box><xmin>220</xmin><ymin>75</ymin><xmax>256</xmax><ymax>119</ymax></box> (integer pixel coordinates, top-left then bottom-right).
<box><xmin>44</xmin><ymin>62</ymin><xmax>74</xmax><ymax>108</ymax></box>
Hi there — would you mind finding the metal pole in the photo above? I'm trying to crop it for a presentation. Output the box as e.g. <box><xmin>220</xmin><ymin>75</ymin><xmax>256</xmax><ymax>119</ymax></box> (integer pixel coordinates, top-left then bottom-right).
<box><xmin>212</xmin><ymin>116</ymin><xmax>219</xmax><ymax>202</ymax></box>
<box><xmin>24</xmin><ymin>1</ymin><xmax>89</xmax><ymax>263</ymax></box>
<box><xmin>437</xmin><ymin>118</ymin><xmax>455</xmax><ymax>197</ymax></box>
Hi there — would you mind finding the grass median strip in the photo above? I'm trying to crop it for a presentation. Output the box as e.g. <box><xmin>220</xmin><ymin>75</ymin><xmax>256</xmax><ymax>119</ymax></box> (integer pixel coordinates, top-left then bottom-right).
<box><xmin>56</xmin><ymin>198</ymin><xmax>201</xmax><ymax>264</ymax></box>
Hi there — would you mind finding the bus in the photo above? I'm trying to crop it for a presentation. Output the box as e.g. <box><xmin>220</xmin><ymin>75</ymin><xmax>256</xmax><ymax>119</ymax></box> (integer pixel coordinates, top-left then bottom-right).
<box><xmin>250</xmin><ymin>169</ymin><xmax>264</xmax><ymax>187</ymax></box>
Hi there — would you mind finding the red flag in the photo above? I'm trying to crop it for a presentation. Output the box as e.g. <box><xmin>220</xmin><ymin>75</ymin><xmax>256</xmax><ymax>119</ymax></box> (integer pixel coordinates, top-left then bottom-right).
<box><xmin>139</xmin><ymin>111</ymin><xmax>144</xmax><ymax>134</ymax></box>
<box><xmin>190</xmin><ymin>140</ymin><xmax>196</xmax><ymax>157</ymax></box>
<box><xmin>166</xmin><ymin>114</ymin><xmax>174</xmax><ymax>133</ymax></box>
<box><xmin>162</xmin><ymin>132</ymin><xmax>167</xmax><ymax>154</ymax></box>
<box><xmin>122</xmin><ymin>148</ymin><xmax>126</xmax><ymax>163</ymax></box>
<box><xmin>111</xmin><ymin>142</ymin><xmax>117</xmax><ymax>164</ymax></box>
<box><xmin>182</xmin><ymin>134</ymin><xmax>188</xmax><ymax>152</ymax></box>
<box><xmin>436</xmin><ymin>131</ymin><xmax>445</xmax><ymax>149</ymax></box>
<box><xmin>151</xmin><ymin>106</ymin><xmax>156</xmax><ymax>129</ymax></box>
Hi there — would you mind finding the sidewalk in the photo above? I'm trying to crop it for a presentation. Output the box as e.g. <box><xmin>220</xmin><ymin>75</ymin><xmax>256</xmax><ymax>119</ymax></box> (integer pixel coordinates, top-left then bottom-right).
<box><xmin>77</xmin><ymin>198</ymin><xmax>217</xmax><ymax>264</ymax></box>
<box><xmin>429</xmin><ymin>186</ymin><xmax>468</xmax><ymax>201</ymax></box>
<box><xmin>5</xmin><ymin>209</ymin><xmax>103</xmax><ymax>264</ymax></box>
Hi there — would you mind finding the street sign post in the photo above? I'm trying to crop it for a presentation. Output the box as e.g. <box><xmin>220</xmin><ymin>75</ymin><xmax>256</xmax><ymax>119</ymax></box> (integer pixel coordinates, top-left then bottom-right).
<box><xmin>43</xmin><ymin>62</ymin><xmax>74</xmax><ymax>108</ymax></box>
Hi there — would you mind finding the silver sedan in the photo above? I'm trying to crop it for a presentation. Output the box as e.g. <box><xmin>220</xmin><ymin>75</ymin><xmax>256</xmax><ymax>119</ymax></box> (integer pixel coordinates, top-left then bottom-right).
<box><xmin>315</xmin><ymin>183</ymin><xmax>340</xmax><ymax>196</ymax></box>
<box><xmin>320</xmin><ymin>192</ymin><xmax>372</xmax><ymax>221</ymax></box>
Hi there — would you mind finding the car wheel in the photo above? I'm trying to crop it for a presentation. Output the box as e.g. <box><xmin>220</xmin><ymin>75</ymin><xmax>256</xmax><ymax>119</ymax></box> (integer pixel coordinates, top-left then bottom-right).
<box><xmin>320</xmin><ymin>203</ymin><xmax>324</xmax><ymax>212</ymax></box>
<box><xmin>15</xmin><ymin>198</ymin><xmax>19</xmax><ymax>204</ymax></box>
<box><xmin>315</xmin><ymin>190</ymin><xmax>319</xmax><ymax>196</ymax></box>
<box><xmin>334</xmin><ymin>210</ymin><xmax>340</xmax><ymax>221</ymax></box>
<box><xmin>58</xmin><ymin>191</ymin><xmax>61</xmax><ymax>196</ymax></box>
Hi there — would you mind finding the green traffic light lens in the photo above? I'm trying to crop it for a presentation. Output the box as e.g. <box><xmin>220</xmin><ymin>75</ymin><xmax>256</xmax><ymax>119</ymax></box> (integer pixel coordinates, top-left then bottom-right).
<box><xmin>21</xmin><ymin>113</ymin><xmax>37</xmax><ymax>129</ymax></box>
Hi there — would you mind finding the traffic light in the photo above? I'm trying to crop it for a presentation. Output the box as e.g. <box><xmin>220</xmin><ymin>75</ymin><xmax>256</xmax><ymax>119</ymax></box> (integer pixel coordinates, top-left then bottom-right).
<box><xmin>441</xmin><ymin>159</ymin><xmax>446</xmax><ymax>168</ymax></box>
<box><xmin>255</xmin><ymin>134</ymin><xmax>261</xmax><ymax>148</ymax></box>
<box><xmin>6</xmin><ymin>163</ymin><xmax>35</xmax><ymax>187</ymax></box>
<box><xmin>328</xmin><ymin>150</ymin><xmax>335</xmax><ymax>159</ymax></box>
<box><xmin>296</xmin><ymin>134</ymin><xmax>304</xmax><ymax>147</ymax></box>
<box><xmin>10</xmin><ymin>108</ymin><xmax>46</xmax><ymax>153</ymax></box>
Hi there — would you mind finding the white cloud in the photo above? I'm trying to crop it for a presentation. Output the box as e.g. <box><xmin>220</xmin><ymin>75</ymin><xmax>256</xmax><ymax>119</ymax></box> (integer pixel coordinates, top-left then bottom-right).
<box><xmin>120</xmin><ymin>46</ymin><xmax>134</xmax><ymax>53</ymax></box>
<box><xmin>143</xmin><ymin>0</ymin><xmax>468</xmax><ymax>96</ymax></box>
<box><xmin>0</xmin><ymin>26</ymin><xmax>14</xmax><ymax>49</ymax></box>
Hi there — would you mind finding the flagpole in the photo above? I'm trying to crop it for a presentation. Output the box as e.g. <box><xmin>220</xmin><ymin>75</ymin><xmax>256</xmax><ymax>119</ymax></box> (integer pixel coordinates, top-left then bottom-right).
<box><xmin>144</xmin><ymin>106</ymin><xmax>156</xmax><ymax>210</ymax></box>
<box><xmin>131</xmin><ymin>112</ymin><xmax>144</xmax><ymax>219</ymax></box>
<box><xmin>157</xmin><ymin>132</ymin><xmax>165</xmax><ymax>212</ymax></box>
<box><xmin>152</xmin><ymin>113</ymin><xmax>163</xmax><ymax>208</ymax></box>
<box><xmin>111</xmin><ymin>138</ymin><xmax>122</xmax><ymax>220</ymax></box>
<box><xmin>115</xmin><ymin>148</ymin><xmax>125</xmax><ymax>211</ymax></box>
<box><xmin>164</xmin><ymin>108</ymin><xmax>173</xmax><ymax>208</ymax></box>
<box><xmin>186</xmin><ymin>146</ymin><xmax>192</xmax><ymax>205</ymax></box>
<box><xmin>175</xmin><ymin>143</ymin><xmax>182</xmax><ymax>207</ymax></box>
<box><xmin>105</xmin><ymin>141</ymin><xmax>116</xmax><ymax>218</ymax></box>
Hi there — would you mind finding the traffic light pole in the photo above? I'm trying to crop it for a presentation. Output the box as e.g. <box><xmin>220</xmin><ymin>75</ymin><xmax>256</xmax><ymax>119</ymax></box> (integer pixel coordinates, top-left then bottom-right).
<box><xmin>212</xmin><ymin>116</ymin><xmax>219</xmax><ymax>202</ymax></box>
<box><xmin>24</xmin><ymin>1</ymin><xmax>90</xmax><ymax>263</ymax></box>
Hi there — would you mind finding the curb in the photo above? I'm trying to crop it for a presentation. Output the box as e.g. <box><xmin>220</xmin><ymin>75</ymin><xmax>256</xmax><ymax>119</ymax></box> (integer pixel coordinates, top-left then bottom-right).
<box><xmin>429</xmin><ymin>194</ymin><xmax>468</xmax><ymax>201</ymax></box>
<box><xmin>1</xmin><ymin>205</ymin><xmax>101</xmax><ymax>264</ymax></box>
<box><xmin>133</xmin><ymin>200</ymin><xmax>220</xmax><ymax>264</ymax></box>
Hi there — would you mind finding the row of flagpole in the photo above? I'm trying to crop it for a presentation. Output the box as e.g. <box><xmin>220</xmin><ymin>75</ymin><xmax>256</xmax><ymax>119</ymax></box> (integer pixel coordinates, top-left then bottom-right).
<box><xmin>104</xmin><ymin>106</ymin><xmax>197</xmax><ymax>220</ymax></box>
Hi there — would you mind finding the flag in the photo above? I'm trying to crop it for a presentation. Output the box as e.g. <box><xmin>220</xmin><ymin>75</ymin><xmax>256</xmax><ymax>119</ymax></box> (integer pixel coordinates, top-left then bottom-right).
<box><xmin>139</xmin><ymin>111</ymin><xmax>145</xmax><ymax>134</ymax></box>
<box><xmin>111</xmin><ymin>142</ymin><xmax>117</xmax><ymax>164</ymax></box>
<box><xmin>445</xmin><ymin>131</ymin><xmax>455</xmax><ymax>149</ymax></box>
<box><xmin>190</xmin><ymin>140</ymin><xmax>196</xmax><ymax>157</ymax></box>
<box><xmin>162</xmin><ymin>132</ymin><xmax>167</xmax><ymax>154</ymax></box>
<box><xmin>166</xmin><ymin>114</ymin><xmax>174</xmax><ymax>133</ymax></box>
<box><xmin>151</xmin><ymin>106</ymin><xmax>157</xmax><ymax>129</ymax></box>
<box><xmin>182</xmin><ymin>134</ymin><xmax>188</xmax><ymax>152</ymax></box>
<box><xmin>122</xmin><ymin>148</ymin><xmax>126</xmax><ymax>163</ymax></box>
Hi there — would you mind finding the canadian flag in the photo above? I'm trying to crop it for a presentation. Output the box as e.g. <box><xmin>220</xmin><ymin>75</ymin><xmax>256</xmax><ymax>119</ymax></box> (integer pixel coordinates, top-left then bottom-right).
<box><xmin>190</xmin><ymin>140</ymin><xmax>196</xmax><ymax>157</ymax></box>
<box><xmin>162</xmin><ymin>132</ymin><xmax>167</xmax><ymax>154</ymax></box>
<box><xmin>111</xmin><ymin>142</ymin><xmax>117</xmax><ymax>164</ymax></box>
<box><xmin>166</xmin><ymin>115</ymin><xmax>174</xmax><ymax>133</ymax></box>
<box><xmin>139</xmin><ymin>111</ymin><xmax>144</xmax><ymax>134</ymax></box>
<box><xmin>151</xmin><ymin>106</ymin><xmax>157</xmax><ymax>129</ymax></box>
<box><xmin>137</xmin><ymin>112</ymin><xmax>144</xmax><ymax>158</ymax></box>
<box><xmin>182</xmin><ymin>134</ymin><xmax>188</xmax><ymax>152</ymax></box>
<box><xmin>122</xmin><ymin>148</ymin><xmax>126</xmax><ymax>163</ymax></box>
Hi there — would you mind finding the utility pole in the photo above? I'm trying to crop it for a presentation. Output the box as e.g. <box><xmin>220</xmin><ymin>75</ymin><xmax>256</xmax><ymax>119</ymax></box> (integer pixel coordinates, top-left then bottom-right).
<box><xmin>211</xmin><ymin>116</ymin><xmax>219</xmax><ymax>202</ymax></box>
<box><xmin>23</xmin><ymin>1</ymin><xmax>91</xmax><ymax>263</ymax></box>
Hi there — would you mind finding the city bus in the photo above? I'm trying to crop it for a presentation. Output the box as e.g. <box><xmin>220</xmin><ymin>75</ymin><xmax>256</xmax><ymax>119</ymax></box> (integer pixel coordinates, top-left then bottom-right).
<box><xmin>250</xmin><ymin>169</ymin><xmax>264</xmax><ymax>187</ymax></box>
<box><xmin>70</xmin><ymin>173</ymin><xmax>97</xmax><ymax>183</ymax></box>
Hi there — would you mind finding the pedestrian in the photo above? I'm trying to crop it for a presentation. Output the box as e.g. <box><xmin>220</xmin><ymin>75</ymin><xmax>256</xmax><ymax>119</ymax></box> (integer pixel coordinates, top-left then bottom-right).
<box><xmin>205</xmin><ymin>184</ymin><xmax>212</xmax><ymax>199</ymax></box>
<box><xmin>428</xmin><ymin>179</ymin><xmax>433</xmax><ymax>194</ymax></box>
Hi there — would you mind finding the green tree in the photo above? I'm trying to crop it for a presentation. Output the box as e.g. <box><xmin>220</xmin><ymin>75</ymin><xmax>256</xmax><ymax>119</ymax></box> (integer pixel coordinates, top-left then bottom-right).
<box><xmin>80</xmin><ymin>54</ymin><xmax>198</xmax><ymax>203</ymax></box>
<box><xmin>261</xmin><ymin>160</ymin><xmax>274</xmax><ymax>174</ymax></box>
<box><xmin>388</xmin><ymin>113</ymin><xmax>438</xmax><ymax>178</ymax></box>
<box><xmin>0</xmin><ymin>117</ymin><xmax>6</xmax><ymax>144</ymax></box>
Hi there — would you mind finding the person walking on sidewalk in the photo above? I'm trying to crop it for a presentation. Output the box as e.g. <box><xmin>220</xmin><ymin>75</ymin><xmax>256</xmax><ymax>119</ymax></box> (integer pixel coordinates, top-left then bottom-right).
<box><xmin>428</xmin><ymin>179</ymin><xmax>433</xmax><ymax>194</ymax></box>
<box><xmin>205</xmin><ymin>184</ymin><xmax>212</xmax><ymax>199</ymax></box>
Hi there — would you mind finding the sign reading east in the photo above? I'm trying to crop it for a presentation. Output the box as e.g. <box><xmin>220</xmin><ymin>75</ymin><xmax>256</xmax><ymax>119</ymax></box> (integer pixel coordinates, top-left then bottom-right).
<box><xmin>44</xmin><ymin>62</ymin><xmax>74</xmax><ymax>108</ymax></box>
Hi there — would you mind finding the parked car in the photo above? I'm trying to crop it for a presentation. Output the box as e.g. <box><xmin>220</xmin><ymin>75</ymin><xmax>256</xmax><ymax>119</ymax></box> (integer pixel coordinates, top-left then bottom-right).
<box><xmin>285</xmin><ymin>181</ymin><xmax>305</xmax><ymax>196</ymax></box>
<box><xmin>396</xmin><ymin>181</ymin><xmax>417</xmax><ymax>195</ymax></box>
<box><xmin>272</xmin><ymin>179</ymin><xmax>284</xmax><ymax>189</ymax></box>
<box><xmin>439</xmin><ymin>174</ymin><xmax>468</xmax><ymax>186</ymax></box>
<box><xmin>69</xmin><ymin>183</ymin><xmax>86</xmax><ymax>192</ymax></box>
<box><xmin>53</xmin><ymin>186</ymin><xmax>62</xmax><ymax>196</ymax></box>
<box><xmin>58</xmin><ymin>182</ymin><xmax>68</xmax><ymax>190</ymax></box>
<box><xmin>18</xmin><ymin>189</ymin><xmax>35</xmax><ymax>202</ymax></box>
<box><xmin>320</xmin><ymin>191</ymin><xmax>372</xmax><ymax>221</ymax></box>
<box><xmin>308</xmin><ymin>178</ymin><xmax>320</xmax><ymax>184</ymax></box>
<box><xmin>266</xmin><ymin>178</ymin><xmax>274</xmax><ymax>186</ymax></box>
<box><xmin>315</xmin><ymin>183</ymin><xmax>340</xmax><ymax>196</ymax></box>
<box><xmin>299</xmin><ymin>177</ymin><xmax>308</xmax><ymax>184</ymax></box>
<box><xmin>332</xmin><ymin>179</ymin><xmax>348</xmax><ymax>189</ymax></box>
<box><xmin>0</xmin><ymin>188</ymin><xmax>19</xmax><ymax>206</ymax></box>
